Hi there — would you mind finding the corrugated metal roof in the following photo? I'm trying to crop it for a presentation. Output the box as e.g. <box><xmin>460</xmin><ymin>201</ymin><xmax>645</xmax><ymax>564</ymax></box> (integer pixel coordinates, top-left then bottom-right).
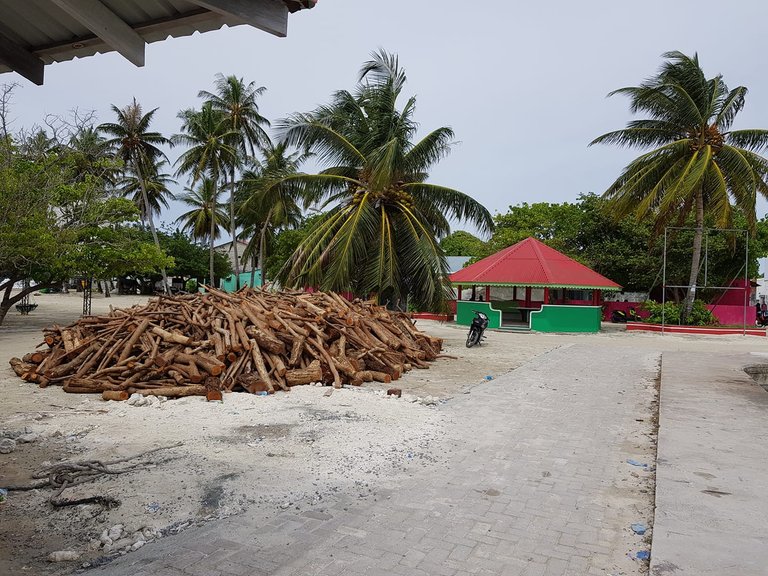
<box><xmin>449</xmin><ymin>237</ymin><xmax>622</xmax><ymax>290</ymax></box>
<box><xmin>0</xmin><ymin>0</ymin><xmax>316</xmax><ymax>84</ymax></box>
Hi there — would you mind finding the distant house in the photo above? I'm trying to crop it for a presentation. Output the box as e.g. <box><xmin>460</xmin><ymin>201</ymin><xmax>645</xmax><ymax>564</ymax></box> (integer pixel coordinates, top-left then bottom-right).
<box><xmin>214</xmin><ymin>240</ymin><xmax>253</xmax><ymax>273</ymax></box>
<box><xmin>214</xmin><ymin>241</ymin><xmax>263</xmax><ymax>292</ymax></box>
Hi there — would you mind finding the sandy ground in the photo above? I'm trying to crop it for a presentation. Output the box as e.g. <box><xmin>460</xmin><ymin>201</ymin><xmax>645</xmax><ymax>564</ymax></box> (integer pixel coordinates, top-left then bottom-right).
<box><xmin>1</xmin><ymin>292</ymin><xmax>765</xmax><ymax>575</ymax></box>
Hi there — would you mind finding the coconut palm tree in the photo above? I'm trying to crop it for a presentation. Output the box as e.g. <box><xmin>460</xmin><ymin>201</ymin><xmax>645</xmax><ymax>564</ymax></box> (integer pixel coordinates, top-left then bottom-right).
<box><xmin>98</xmin><ymin>99</ymin><xmax>171</xmax><ymax>292</ymax></box>
<box><xmin>68</xmin><ymin>126</ymin><xmax>117</xmax><ymax>183</ymax></box>
<box><xmin>175</xmin><ymin>177</ymin><xmax>230</xmax><ymax>243</ymax></box>
<box><xmin>275</xmin><ymin>50</ymin><xmax>493</xmax><ymax>310</ymax></box>
<box><xmin>237</xmin><ymin>140</ymin><xmax>308</xmax><ymax>286</ymax></box>
<box><xmin>200</xmin><ymin>74</ymin><xmax>271</xmax><ymax>289</ymax></box>
<box><xmin>117</xmin><ymin>160</ymin><xmax>176</xmax><ymax>224</ymax></box>
<box><xmin>173</xmin><ymin>103</ymin><xmax>238</xmax><ymax>285</ymax></box>
<box><xmin>19</xmin><ymin>129</ymin><xmax>56</xmax><ymax>160</ymax></box>
<box><xmin>591</xmin><ymin>51</ymin><xmax>768</xmax><ymax>319</ymax></box>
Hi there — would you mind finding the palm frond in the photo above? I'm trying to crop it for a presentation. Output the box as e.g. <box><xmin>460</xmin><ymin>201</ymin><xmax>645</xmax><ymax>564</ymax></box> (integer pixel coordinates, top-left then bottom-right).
<box><xmin>404</xmin><ymin>183</ymin><xmax>494</xmax><ymax>235</ymax></box>
<box><xmin>726</xmin><ymin>129</ymin><xmax>768</xmax><ymax>152</ymax></box>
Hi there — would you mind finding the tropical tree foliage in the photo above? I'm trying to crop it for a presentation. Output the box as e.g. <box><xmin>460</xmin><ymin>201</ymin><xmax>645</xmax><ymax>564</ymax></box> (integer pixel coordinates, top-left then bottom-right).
<box><xmin>173</xmin><ymin>103</ymin><xmax>238</xmax><ymax>285</ymax></box>
<box><xmin>439</xmin><ymin>231</ymin><xmax>487</xmax><ymax>259</ymax></box>
<box><xmin>591</xmin><ymin>51</ymin><xmax>768</xmax><ymax>319</ymax></box>
<box><xmin>276</xmin><ymin>50</ymin><xmax>493</xmax><ymax>310</ymax></box>
<box><xmin>175</xmin><ymin>177</ymin><xmax>230</xmax><ymax>242</ymax></box>
<box><xmin>98</xmin><ymin>99</ymin><xmax>172</xmax><ymax>291</ymax></box>
<box><xmin>0</xmin><ymin>135</ymin><xmax>169</xmax><ymax>325</ymax></box>
<box><xmin>264</xmin><ymin>214</ymin><xmax>323</xmax><ymax>282</ymax></box>
<box><xmin>161</xmin><ymin>230</ymin><xmax>232</xmax><ymax>282</ymax></box>
<box><xmin>199</xmin><ymin>74</ymin><xmax>270</xmax><ymax>287</ymax></box>
<box><xmin>117</xmin><ymin>160</ymin><xmax>176</xmax><ymax>224</ymax></box>
<box><xmin>237</xmin><ymin>140</ymin><xmax>307</xmax><ymax>285</ymax></box>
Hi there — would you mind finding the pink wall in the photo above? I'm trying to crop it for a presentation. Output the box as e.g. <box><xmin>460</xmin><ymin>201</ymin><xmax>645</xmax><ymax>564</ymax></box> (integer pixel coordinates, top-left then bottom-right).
<box><xmin>603</xmin><ymin>301</ymin><xmax>755</xmax><ymax>325</ymax></box>
<box><xmin>713</xmin><ymin>279</ymin><xmax>751</xmax><ymax>306</ymax></box>
<box><xmin>707</xmin><ymin>304</ymin><xmax>755</xmax><ymax>325</ymax></box>
<box><xmin>602</xmin><ymin>301</ymin><xmax>650</xmax><ymax>321</ymax></box>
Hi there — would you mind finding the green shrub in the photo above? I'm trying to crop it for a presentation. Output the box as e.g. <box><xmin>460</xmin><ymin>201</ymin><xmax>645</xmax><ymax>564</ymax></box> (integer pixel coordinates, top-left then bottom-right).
<box><xmin>688</xmin><ymin>300</ymin><xmax>719</xmax><ymax>326</ymax></box>
<box><xmin>641</xmin><ymin>299</ymin><xmax>718</xmax><ymax>326</ymax></box>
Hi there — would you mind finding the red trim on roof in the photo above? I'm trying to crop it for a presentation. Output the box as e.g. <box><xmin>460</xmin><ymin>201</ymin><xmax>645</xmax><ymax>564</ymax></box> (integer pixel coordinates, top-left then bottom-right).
<box><xmin>449</xmin><ymin>237</ymin><xmax>621</xmax><ymax>289</ymax></box>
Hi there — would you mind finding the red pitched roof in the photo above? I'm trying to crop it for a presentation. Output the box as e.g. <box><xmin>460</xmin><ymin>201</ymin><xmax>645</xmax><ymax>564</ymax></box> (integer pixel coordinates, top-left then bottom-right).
<box><xmin>449</xmin><ymin>237</ymin><xmax>621</xmax><ymax>290</ymax></box>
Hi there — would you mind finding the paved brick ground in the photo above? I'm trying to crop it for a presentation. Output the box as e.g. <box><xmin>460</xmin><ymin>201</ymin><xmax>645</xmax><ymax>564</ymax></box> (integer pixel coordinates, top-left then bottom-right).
<box><xmin>92</xmin><ymin>344</ymin><xmax>658</xmax><ymax>576</ymax></box>
<box><xmin>651</xmin><ymin>352</ymin><xmax>768</xmax><ymax>575</ymax></box>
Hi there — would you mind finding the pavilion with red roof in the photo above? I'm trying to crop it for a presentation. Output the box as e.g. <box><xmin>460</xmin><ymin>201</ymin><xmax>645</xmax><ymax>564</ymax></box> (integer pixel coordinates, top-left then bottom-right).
<box><xmin>449</xmin><ymin>237</ymin><xmax>621</xmax><ymax>331</ymax></box>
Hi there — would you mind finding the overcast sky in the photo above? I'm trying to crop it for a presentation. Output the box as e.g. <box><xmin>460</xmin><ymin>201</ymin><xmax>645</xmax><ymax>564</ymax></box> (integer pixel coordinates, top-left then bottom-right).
<box><xmin>4</xmin><ymin>0</ymin><xmax>768</xmax><ymax>239</ymax></box>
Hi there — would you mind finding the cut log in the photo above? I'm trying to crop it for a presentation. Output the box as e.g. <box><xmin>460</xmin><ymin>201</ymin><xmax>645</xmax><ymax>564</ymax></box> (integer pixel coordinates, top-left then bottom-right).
<box><xmin>249</xmin><ymin>340</ymin><xmax>275</xmax><ymax>393</ymax></box>
<box><xmin>285</xmin><ymin>359</ymin><xmax>322</xmax><ymax>387</ymax></box>
<box><xmin>118</xmin><ymin>318</ymin><xmax>151</xmax><ymax>363</ymax></box>
<box><xmin>130</xmin><ymin>385</ymin><xmax>207</xmax><ymax>398</ymax></box>
<box><xmin>174</xmin><ymin>352</ymin><xmax>224</xmax><ymax>377</ymax></box>
<box><xmin>151</xmin><ymin>326</ymin><xmax>195</xmax><ymax>346</ymax></box>
<box><xmin>236</xmin><ymin>373</ymin><xmax>270</xmax><ymax>394</ymax></box>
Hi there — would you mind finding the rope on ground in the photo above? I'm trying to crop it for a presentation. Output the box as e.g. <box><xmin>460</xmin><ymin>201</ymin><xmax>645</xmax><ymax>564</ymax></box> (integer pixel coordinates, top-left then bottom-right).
<box><xmin>4</xmin><ymin>442</ymin><xmax>183</xmax><ymax>508</ymax></box>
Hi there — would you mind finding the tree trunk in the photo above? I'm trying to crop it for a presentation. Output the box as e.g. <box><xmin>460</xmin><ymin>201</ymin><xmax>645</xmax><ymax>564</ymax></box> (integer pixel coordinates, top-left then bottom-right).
<box><xmin>209</xmin><ymin>180</ymin><xmax>217</xmax><ymax>289</ymax></box>
<box><xmin>229</xmin><ymin>168</ymin><xmax>241</xmax><ymax>291</ymax></box>
<box><xmin>0</xmin><ymin>280</ymin><xmax>56</xmax><ymax>326</ymax></box>
<box><xmin>682</xmin><ymin>189</ymin><xmax>705</xmax><ymax>323</ymax></box>
<box><xmin>136</xmin><ymin>163</ymin><xmax>169</xmax><ymax>294</ymax></box>
<box><xmin>0</xmin><ymin>302</ymin><xmax>11</xmax><ymax>327</ymax></box>
<box><xmin>0</xmin><ymin>278</ymin><xmax>15</xmax><ymax>326</ymax></box>
<box><xmin>258</xmin><ymin>210</ymin><xmax>272</xmax><ymax>288</ymax></box>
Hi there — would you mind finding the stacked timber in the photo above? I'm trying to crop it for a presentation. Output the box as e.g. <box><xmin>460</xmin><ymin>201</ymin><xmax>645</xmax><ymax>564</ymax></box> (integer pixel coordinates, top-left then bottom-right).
<box><xmin>9</xmin><ymin>288</ymin><xmax>443</xmax><ymax>400</ymax></box>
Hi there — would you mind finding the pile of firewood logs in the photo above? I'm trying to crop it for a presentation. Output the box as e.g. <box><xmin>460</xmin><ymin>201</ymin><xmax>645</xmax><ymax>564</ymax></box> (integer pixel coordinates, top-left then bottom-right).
<box><xmin>9</xmin><ymin>288</ymin><xmax>443</xmax><ymax>400</ymax></box>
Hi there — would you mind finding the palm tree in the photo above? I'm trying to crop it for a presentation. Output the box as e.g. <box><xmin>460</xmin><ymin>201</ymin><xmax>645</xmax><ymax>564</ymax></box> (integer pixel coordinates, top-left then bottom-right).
<box><xmin>19</xmin><ymin>129</ymin><xmax>55</xmax><ymax>160</ymax></box>
<box><xmin>591</xmin><ymin>51</ymin><xmax>768</xmax><ymax>319</ymax></box>
<box><xmin>237</xmin><ymin>140</ymin><xmax>307</xmax><ymax>286</ymax></box>
<box><xmin>200</xmin><ymin>74</ymin><xmax>271</xmax><ymax>289</ymax></box>
<box><xmin>172</xmin><ymin>103</ymin><xmax>239</xmax><ymax>285</ymax></box>
<box><xmin>275</xmin><ymin>50</ymin><xmax>493</xmax><ymax>310</ymax></box>
<box><xmin>68</xmin><ymin>127</ymin><xmax>116</xmax><ymax>183</ymax></box>
<box><xmin>117</xmin><ymin>160</ymin><xmax>176</xmax><ymax>225</ymax></box>
<box><xmin>98</xmin><ymin>99</ymin><xmax>171</xmax><ymax>292</ymax></box>
<box><xmin>175</xmin><ymin>177</ymin><xmax>230</xmax><ymax>243</ymax></box>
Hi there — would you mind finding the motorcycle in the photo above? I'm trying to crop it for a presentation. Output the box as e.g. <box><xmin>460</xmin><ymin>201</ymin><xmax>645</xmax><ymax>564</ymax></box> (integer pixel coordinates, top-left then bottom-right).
<box><xmin>610</xmin><ymin>307</ymin><xmax>639</xmax><ymax>323</ymax></box>
<box><xmin>756</xmin><ymin>307</ymin><xmax>768</xmax><ymax>327</ymax></box>
<box><xmin>466</xmin><ymin>310</ymin><xmax>489</xmax><ymax>348</ymax></box>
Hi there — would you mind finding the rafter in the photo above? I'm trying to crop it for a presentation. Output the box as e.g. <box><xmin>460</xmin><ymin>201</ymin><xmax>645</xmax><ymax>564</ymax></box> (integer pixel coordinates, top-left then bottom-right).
<box><xmin>50</xmin><ymin>0</ymin><xmax>145</xmax><ymax>67</ymax></box>
<box><xmin>187</xmin><ymin>0</ymin><xmax>289</xmax><ymax>37</ymax></box>
<box><xmin>0</xmin><ymin>28</ymin><xmax>44</xmax><ymax>85</ymax></box>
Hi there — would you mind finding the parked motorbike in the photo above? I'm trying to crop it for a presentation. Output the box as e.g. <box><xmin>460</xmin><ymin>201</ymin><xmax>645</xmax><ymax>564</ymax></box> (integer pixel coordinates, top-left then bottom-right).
<box><xmin>756</xmin><ymin>307</ymin><xmax>768</xmax><ymax>327</ymax></box>
<box><xmin>466</xmin><ymin>310</ymin><xmax>489</xmax><ymax>348</ymax></box>
<box><xmin>610</xmin><ymin>307</ymin><xmax>639</xmax><ymax>323</ymax></box>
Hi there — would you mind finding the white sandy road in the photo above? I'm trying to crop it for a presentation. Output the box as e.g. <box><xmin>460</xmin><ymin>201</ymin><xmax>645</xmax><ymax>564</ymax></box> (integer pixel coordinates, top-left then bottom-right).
<box><xmin>0</xmin><ymin>292</ymin><xmax>765</xmax><ymax>575</ymax></box>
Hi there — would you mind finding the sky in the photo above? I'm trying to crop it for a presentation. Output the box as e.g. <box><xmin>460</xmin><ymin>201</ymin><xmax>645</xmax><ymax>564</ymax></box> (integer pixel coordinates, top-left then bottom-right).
<box><xmin>4</xmin><ymin>0</ymin><xmax>768</xmax><ymax>241</ymax></box>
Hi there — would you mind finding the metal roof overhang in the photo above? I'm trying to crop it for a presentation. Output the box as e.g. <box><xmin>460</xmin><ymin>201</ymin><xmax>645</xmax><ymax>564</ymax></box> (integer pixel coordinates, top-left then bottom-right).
<box><xmin>0</xmin><ymin>0</ymin><xmax>316</xmax><ymax>85</ymax></box>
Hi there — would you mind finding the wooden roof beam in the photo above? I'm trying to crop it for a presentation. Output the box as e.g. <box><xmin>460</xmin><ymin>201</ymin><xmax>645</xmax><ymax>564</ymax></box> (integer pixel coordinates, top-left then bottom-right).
<box><xmin>51</xmin><ymin>0</ymin><xmax>146</xmax><ymax>67</ymax></box>
<box><xmin>187</xmin><ymin>0</ymin><xmax>289</xmax><ymax>37</ymax></box>
<box><xmin>0</xmin><ymin>28</ymin><xmax>44</xmax><ymax>85</ymax></box>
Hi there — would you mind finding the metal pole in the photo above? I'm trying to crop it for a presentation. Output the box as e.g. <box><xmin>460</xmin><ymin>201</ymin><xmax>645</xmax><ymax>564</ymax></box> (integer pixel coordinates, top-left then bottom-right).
<box><xmin>704</xmin><ymin>231</ymin><xmax>709</xmax><ymax>288</ymax></box>
<box><xmin>20</xmin><ymin>278</ymin><xmax>30</xmax><ymax>310</ymax></box>
<box><xmin>82</xmin><ymin>278</ymin><xmax>92</xmax><ymax>316</ymax></box>
<box><xmin>662</xmin><ymin>228</ymin><xmax>667</xmax><ymax>335</ymax></box>
<box><xmin>744</xmin><ymin>230</ymin><xmax>749</xmax><ymax>335</ymax></box>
